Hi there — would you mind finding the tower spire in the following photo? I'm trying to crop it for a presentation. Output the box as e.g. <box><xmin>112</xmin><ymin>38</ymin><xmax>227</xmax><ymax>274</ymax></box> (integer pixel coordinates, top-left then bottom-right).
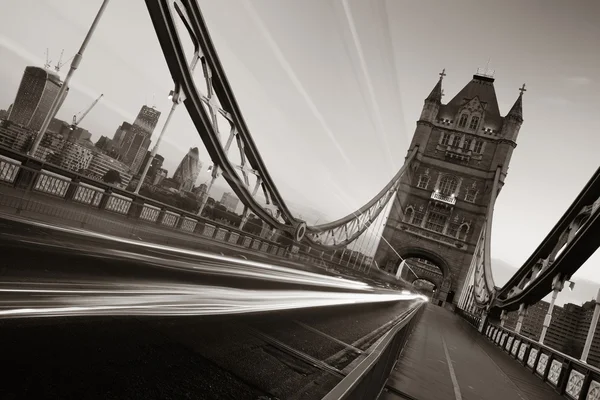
<box><xmin>425</xmin><ymin>69</ymin><xmax>445</xmax><ymax>103</ymax></box>
<box><xmin>507</xmin><ymin>84</ymin><xmax>525</xmax><ymax>122</ymax></box>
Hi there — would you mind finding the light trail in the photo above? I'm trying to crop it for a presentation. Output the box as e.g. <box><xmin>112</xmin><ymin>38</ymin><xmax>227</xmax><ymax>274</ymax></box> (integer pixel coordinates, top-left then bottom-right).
<box><xmin>0</xmin><ymin>280</ymin><xmax>425</xmax><ymax>319</ymax></box>
<box><xmin>2</xmin><ymin>216</ymin><xmax>373</xmax><ymax>291</ymax></box>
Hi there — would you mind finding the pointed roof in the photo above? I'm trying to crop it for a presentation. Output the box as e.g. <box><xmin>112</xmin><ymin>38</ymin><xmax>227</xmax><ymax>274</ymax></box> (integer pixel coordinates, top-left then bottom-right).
<box><xmin>426</xmin><ymin>78</ymin><xmax>443</xmax><ymax>103</ymax></box>
<box><xmin>506</xmin><ymin>84</ymin><xmax>525</xmax><ymax>122</ymax></box>
<box><xmin>425</xmin><ymin>69</ymin><xmax>446</xmax><ymax>103</ymax></box>
<box><xmin>445</xmin><ymin>74</ymin><xmax>501</xmax><ymax>118</ymax></box>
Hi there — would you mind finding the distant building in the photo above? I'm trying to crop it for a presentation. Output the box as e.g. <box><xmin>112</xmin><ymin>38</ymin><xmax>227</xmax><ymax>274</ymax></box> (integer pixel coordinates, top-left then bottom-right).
<box><xmin>504</xmin><ymin>299</ymin><xmax>600</xmax><ymax>368</ymax></box>
<box><xmin>8</xmin><ymin>66</ymin><xmax>69</xmax><ymax>131</ymax></box>
<box><xmin>193</xmin><ymin>183</ymin><xmax>207</xmax><ymax>198</ymax></box>
<box><xmin>0</xmin><ymin>119</ymin><xmax>34</xmax><ymax>152</ymax></box>
<box><xmin>112</xmin><ymin>122</ymin><xmax>131</xmax><ymax>148</ymax></box>
<box><xmin>115</xmin><ymin>106</ymin><xmax>161</xmax><ymax>173</ymax></box>
<box><xmin>153</xmin><ymin>168</ymin><xmax>168</xmax><ymax>185</ymax></box>
<box><xmin>54</xmin><ymin>141</ymin><xmax>93</xmax><ymax>172</ymax></box>
<box><xmin>85</xmin><ymin>152</ymin><xmax>132</xmax><ymax>188</ymax></box>
<box><xmin>132</xmin><ymin>105</ymin><xmax>161</xmax><ymax>135</ymax></box>
<box><xmin>220</xmin><ymin>192</ymin><xmax>239</xmax><ymax>213</ymax></box>
<box><xmin>95</xmin><ymin>135</ymin><xmax>120</xmax><ymax>159</ymax></box>
<box><xmin>173</xmin><ymin>147</ymin><xmax>202</xmax><ymax>192</ymax></box>
<box><xmin>139</xmin><ymin>151</ymin><xmax>164</xmax><ymax>181</ymax></box>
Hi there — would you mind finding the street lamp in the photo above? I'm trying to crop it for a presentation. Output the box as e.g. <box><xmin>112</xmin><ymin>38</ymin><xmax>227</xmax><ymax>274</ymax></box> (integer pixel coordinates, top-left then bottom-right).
<box><xmin>29</xmin><ymin>0</ymin><xmax>110</xmax><ymax>156</ymax></box>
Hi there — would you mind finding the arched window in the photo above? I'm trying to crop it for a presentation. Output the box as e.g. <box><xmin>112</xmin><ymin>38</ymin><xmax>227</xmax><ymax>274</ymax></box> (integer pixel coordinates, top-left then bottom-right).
<box><xmin>458</xmin><ymin>114</ymin><xmax>468</xmax><ymax>128</ymax></box>
<box><xmin>417</xmin><ymin>175</ymin><xmax>429</xmax><ymax>189</ymax></box>
<box><xmin>438</xmin><ymin>175</ymin><xmax>458</xmax><ymax>196</ymax></box>
<box><xmin>458</xmin><ymin>223</ymin><xmax>470</xmax><ymax>241</ymax></box>
<box><xmin>469</xmin><ymin>116</ymin><xmax>480</xmax><ymax>130</ymax></box>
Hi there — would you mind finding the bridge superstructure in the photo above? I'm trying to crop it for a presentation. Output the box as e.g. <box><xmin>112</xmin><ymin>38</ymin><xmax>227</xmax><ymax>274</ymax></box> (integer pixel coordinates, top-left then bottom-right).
<box><xmin>0</xmin><ymin>1</ymin><xmax>599</xmax><ymax>399</ymax></box>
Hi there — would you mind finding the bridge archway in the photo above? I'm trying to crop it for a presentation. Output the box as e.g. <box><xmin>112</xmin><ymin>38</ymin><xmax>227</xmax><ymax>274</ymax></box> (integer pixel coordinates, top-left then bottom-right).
<box><xmin>412</xmin><ymin>278</ymin><xmax>437</xmax><ymax>298</ymax></box>
<box><xmin>394</xmin><ymin>247</ymin><xmax>453</xmax><ymax>303</ymax></box>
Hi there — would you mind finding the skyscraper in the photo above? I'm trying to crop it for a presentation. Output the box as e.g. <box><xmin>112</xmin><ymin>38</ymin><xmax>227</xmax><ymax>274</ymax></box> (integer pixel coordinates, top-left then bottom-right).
<box><xmin>173</xmin><ymin>147</ymin><xmax>202</xmax><ymax>192</ymax></box>
<box><xmin>8</xmin><ymin>66</ymin><xmax>69</xmax><ymax>131</ymax></box>
<box><xmin>116</xmin><ymin>106</ymin><xmax>161</xmax><ymax>173</ymax></box>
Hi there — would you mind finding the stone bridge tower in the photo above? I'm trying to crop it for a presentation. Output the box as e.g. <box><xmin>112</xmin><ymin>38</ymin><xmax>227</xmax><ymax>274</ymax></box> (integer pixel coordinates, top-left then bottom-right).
<box><xmin>374</xmin><ymin>69</ymin><xmax>524</xmax><ymax>305</ymax></box>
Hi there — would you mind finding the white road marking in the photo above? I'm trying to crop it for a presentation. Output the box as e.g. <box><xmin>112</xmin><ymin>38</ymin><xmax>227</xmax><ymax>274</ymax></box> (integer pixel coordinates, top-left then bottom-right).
<box><xmin>441</xmin><ymin>335</ymin><xmax>463</xmax><ymax>400</ymax></box>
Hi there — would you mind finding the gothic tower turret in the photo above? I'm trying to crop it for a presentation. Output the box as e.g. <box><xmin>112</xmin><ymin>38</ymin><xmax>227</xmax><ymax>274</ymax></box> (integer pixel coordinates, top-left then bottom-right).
<box><xmin>375</xmin><ymin>69</ymin><xmax>524</xmax><ymax>306</ymax></box>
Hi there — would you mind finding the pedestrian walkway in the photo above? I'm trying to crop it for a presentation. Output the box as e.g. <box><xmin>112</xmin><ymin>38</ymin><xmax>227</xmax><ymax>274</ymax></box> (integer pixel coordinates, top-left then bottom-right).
<box><xmin>381</xmin><ymin>304</ymin><xmax>563</xmax><ymax>400</ymax></box>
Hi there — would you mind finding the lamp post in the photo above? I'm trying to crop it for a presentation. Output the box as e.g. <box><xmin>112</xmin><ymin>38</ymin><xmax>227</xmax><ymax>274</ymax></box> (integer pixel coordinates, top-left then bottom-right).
<box><xmin>29</xmin><ymin>0</ymin><xmax>110</xmax><ymax>156</ymax></box>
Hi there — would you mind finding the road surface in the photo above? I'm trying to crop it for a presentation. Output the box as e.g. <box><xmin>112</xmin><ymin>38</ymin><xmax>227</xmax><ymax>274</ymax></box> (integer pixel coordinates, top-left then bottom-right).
<box><xmin>0</xmin><ymin>215</ymin><xmax>421</xmax><ymax>399</ymax></box>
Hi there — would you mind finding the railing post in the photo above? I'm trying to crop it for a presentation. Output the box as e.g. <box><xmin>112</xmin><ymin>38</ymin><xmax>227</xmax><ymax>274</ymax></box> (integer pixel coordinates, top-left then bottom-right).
<box><xmin>500</xmin><ymin>310</ymin><xmax>507</xmax><ymax>327</ymax></box>
<box><xmin>126</xmin><ymin>197</ymin><xmax>144</xmax><ymax>220</ymax></box>
<box><xmin>155</xmin><ymin>208</ymin><xmax>167</xmax><ymax>225</ymax></box>
<box><xmin>63</xmin><ymin>177</ymin><xmax>80</xmax><ymax>201</ymax></box>
<box><xmin>14</xmin><ymin>158</ymin><xmax>43</xmax><ymax>191</ymax></box>
<box><xmin>98</xmin><ymin>188</ymin><xmax>112</xmax><ymax>210</ymax></box>
<box><xmin>515</xmin><ymin>303</ymin><xmax>527</xmax><ymax>334</ymax></box>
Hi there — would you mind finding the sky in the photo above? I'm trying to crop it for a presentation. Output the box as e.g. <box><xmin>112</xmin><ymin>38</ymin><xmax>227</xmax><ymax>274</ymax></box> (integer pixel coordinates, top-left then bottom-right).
<box><xmin>0</xmin><ymin>1</ymin><xmax>599</xmax><ymax>302</ymax></box>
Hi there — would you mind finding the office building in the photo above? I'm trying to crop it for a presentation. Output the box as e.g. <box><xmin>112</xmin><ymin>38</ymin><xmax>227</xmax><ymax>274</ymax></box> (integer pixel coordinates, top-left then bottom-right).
<box><xmin>116</xmin><ymin>106</ymin><xmax>161</xmax><ymax>173</ymax></box>
<box><xmin>504</xmin><ymin>298</ymin><xmax>600</xmax><ymax>368</ymax></box>
<box><xmin>85</xmin><ymin>152</ymin><xmax>132</xmax><ymax>188</ymax></box>
<box><xmin>8</xmin><ymin>66</ymin><xmax>68</xmax><ymax>131</ymax></box>
<box><xmin>173</xmin><ymin>147</ymin><xmax>202</xmax><ymax>192</ymax></box>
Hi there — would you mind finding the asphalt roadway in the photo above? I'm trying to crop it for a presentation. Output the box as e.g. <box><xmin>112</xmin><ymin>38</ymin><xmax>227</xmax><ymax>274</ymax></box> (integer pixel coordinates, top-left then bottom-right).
<box><xmin>0</xmin><ymin>215</ymin><xmax>421</xmax><ymax>400</ymax></box>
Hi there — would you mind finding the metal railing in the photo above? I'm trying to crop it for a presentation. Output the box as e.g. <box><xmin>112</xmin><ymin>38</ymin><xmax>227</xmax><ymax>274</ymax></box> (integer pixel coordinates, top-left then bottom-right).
<box><xmin>322</xmin><ymin>303</ymin><xmax>425</xmax><ymax>400</ymax></box>
<box><xmin>455</xmin><ymin>308</ymin><xmax>481</xmax><ymax>329</ymax></box>
<box><xmin>0</xmin><ymin>146</ymin><xmax>387</xmax><ymax>280</ymax></box>
<box><xmin>459</xmin><ymin>308</ymin><xmax>600</xmax><ymax>400</ymax></box>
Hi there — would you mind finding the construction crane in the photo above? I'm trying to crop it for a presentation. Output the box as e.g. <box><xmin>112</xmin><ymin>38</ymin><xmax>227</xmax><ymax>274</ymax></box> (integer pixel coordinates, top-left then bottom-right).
<box><xmin>71</xmin><ymin>94</ymin><xmax>103</xmax><ymax>130</ymax></box>
<box><xmin>54</xmin><ymin>49</ymin><xmax>74</xmax><ymax>73</ymax></box>
<box><xmin>44</xmin><ymin>48</ymin><xmax>52</xmax><ymax>70</ymax></box>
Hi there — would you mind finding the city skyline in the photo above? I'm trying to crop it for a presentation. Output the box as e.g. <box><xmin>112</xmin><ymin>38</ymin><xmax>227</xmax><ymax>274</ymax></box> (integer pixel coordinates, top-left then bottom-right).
<box><xmin>0</xmin><ymin>0</ymin><xmax>598</xmax><ymax>301</ymax></box>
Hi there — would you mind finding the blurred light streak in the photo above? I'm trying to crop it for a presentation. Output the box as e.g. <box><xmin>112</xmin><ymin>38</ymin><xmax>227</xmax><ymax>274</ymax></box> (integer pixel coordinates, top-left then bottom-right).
<box><xmin>0</xmin><ymin>281</ymin><xmax>424</xmax><ymax>319</ymax></box>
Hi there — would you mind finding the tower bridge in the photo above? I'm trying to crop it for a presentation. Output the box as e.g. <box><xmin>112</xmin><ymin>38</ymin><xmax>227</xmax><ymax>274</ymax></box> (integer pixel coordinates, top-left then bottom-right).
<box><xmin>0</xmin><ymin>1</ymin><xmax>598</xmax><ymax>399</ymax></box>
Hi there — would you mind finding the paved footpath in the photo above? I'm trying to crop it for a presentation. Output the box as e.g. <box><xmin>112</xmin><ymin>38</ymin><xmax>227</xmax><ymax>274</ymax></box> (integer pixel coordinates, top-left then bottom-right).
<box><xmin>381</xmin><ymin>304</ymin><xmax>564</xmax><ymax>400</ymax></box>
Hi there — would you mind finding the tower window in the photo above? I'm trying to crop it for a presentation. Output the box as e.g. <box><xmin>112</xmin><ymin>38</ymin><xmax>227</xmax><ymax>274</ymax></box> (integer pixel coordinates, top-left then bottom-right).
<box><xmin>474</xmin><ymin>140</ymin><xmax>484</xmax><ymax>153</ymax></box>
<box><xmin>425</xmin><ymin>211</ymin><xmax>447</xmax><ymax>233</ymax></box>
<box><xmin>417</xmin><ymin>175</ymin><xmax>430</xmax><ymax>189</ymax></box>
<box><xmin>465</xmin><ymin>189</ymin><xmax>478</xmax><ymax>203</ymax></box>
<box><xmin>412</xmin><ymin>211</ymin><xmax>424</xmax><ymax>226</ymax></box>
<box><xmin>446</xmin><ymin>223</ymin><xmax>459</xmax><ymax>238</ymax></box>
<box><xmin>450</xmin><ymin>135</ymin><xmax>461</xmax><ymax>147</ymax></box>
<box><xmin>440</xmin><ymin>132</ymin><xmax>450</xmax><ymax>146</ymax></box>
<box><xmin>439</xmin><ymin>175</ymin><xmax>458</xmax><ymax>196</ymax></box>
<box><xmin>458</xmin><ymin>114</ymin><xmax>468</xmax><ymax>128</ymax></box>
<box><xmin>458</xmin><ymin>223</ymin><xmax>470</xmax><ymax>241</ymax></box>
<box><xmin>463</xmin><ymin>137</ymin><xmax>472</xmax><ymax>151</ymax></box>
<box><xmin>469</xmin><ymin>116</ymin><xmax>480</xmax><ymax>130</ymax></box>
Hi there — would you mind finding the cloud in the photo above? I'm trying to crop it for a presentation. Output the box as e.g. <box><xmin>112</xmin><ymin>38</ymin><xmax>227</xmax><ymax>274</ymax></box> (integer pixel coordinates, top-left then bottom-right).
<box><xmin>566</xmin><ymin>76</ymin><xmax>592</xmax><ymax>86</ymax></box>
<box><xmin>241</xmin><ymin>0</ymin><xmax>353</xmax><ymax>168</ymax></box>
<box><xmin>540</xmin><ymin>96</ymin><xmax>571</xmax><ymax>106</ymax></box>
